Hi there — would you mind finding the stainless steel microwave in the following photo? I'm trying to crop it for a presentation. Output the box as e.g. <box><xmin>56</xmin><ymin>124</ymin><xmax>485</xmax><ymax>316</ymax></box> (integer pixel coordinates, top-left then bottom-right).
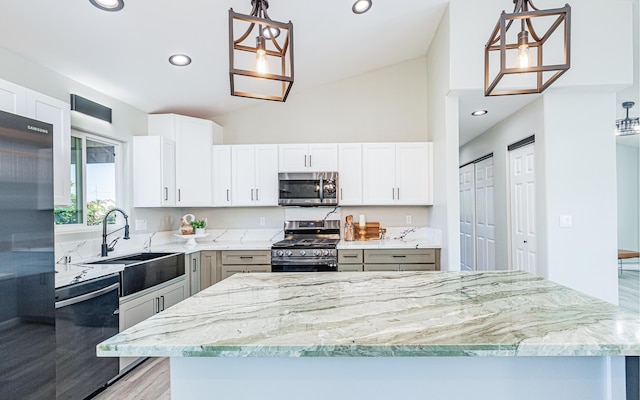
<box><xmin>278</xmin><ymin>172</ymin><xmax>339</xmax><ymax>206</ymax></box>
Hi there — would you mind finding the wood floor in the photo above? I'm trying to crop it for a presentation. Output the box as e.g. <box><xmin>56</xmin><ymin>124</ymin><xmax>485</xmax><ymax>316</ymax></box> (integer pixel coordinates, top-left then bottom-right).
<box><xmin>92</xmin><ymin>357</ymin><xmax>170</xmax><ymax>400</ymax></box>
<box><xmin>92</xmin><ymin>266</ymin><xmax>640</xmax><ymax>399</ymax></box>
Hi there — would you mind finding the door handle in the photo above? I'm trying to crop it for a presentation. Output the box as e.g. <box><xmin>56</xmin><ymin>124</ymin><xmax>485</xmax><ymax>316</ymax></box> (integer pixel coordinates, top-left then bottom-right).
<box><xmin>256</xmin><ymin>188</ymin><xmax>259</xmax><ymax>201</ymax></box>
<box><xmin>164</xmin><ymin>187</ymin><xmax>168</xmax><ymax>201</ymax></box>
<box><xmin>397</xmin><ymin>188</ymin><xmax>400</xmax><ymax>200</ymax></box>
<box><xmin>178</xmin><ymin>189</ymin><xmax>181</xmax><ymax>202</ymax></box>
<box><xmin>304</xmin><ymin>154</ymin><xmax>307</xmax><ymax>167</ymax></box>
<box><xmin>192</xmin><ymin>259</ymin><xmax>197</xmax><ymax>272</ymax></box>
<box><xmin>524</xmin><ymin>240</ymin><xmax>528</xmax><ymax>243</ymax></box>
<box><xmin>251</xmin><ymin>189</ymin><xmax>254</xmax><ymax>201</ymax></box>
<box><xmin>155</xmin><ymin>297</ymin><xmax>160</xmax><ymax>313</ymax></box>
<box><xmin>227</xmin><ymin>189</ymin><xmax>230</xmax><ymax>202</ymax></box>
<box><xmin>392</xmin><ymin>188</ymin><xmax>395</xmax><ymax>200</ymax></box>
<box><xmin>161</xmin><ymin>295</ymin><xmax>165</xmax><ymax>311</ymax></box>
<box><xmin>309</xmin><ymin>155</ymin><xmax>312</xmax><ymax>168</ymax></box>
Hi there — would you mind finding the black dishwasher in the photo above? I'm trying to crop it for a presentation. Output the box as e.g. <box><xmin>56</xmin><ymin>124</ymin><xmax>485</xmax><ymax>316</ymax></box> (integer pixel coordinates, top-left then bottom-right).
<box><xmin>55</xmin><ymin>273</ymin><xmax>120</xmax><ymax>400</ymax></box>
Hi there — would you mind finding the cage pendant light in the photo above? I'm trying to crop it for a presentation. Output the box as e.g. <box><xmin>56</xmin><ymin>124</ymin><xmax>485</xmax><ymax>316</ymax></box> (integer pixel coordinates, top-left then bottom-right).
<box><xmin>485</xmin><ymin>0</ymin><xmax>571</xmax><ymax>96</ymax></box>
<box><xmin>229</xmin><ymin>0</ymin><xmax>294</xmax><ymax>102</ymax></box>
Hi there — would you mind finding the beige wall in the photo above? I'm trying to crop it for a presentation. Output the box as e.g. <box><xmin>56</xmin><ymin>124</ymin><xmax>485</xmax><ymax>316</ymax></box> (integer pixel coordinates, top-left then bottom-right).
<box><xmin>214</xmin><ymin>57</ymin><xmax>429</xmax><ymax>144</ymax></box>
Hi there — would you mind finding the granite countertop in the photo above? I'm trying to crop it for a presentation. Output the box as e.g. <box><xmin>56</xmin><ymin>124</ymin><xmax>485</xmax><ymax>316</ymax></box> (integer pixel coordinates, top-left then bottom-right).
<box><xmin>97</xmin><ymin>271</ymin><xmax>640</xmax><ymax>358</ymax></box>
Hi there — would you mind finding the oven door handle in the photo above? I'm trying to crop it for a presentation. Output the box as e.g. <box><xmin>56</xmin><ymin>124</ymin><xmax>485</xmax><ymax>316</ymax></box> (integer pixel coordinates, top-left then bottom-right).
<box><xmin>55</xmin><ymin>282</ymin><xmax>120</xmax><ymax>309</ymax></box>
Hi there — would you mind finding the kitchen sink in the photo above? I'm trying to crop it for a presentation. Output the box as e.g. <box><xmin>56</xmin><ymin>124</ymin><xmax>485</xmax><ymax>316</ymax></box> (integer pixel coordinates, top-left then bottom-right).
<box><xmin>85</xmin><ymin>252</ymin><xmax>185</xmax><ymax>297</ymax></box>
<box><xmin>86</xmin><ymin>252</ymin><xmax>177</xmax><ymax>265</ymax></box>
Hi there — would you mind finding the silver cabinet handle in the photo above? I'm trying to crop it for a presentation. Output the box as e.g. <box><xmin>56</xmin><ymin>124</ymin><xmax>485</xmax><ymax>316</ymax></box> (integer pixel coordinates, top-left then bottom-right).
<box><xmin>251</xmin><ymin>189</ymin><xmax>254</xmax><ymax>201</ymax></box>
<box><xmin>309</xmin><ymin>155</ymin><xmax>312</xmax><ymax>168</ymax></box>
<box><xmin>340</xmin><ymin>188</ymin><xmax>343</xmax><ymax>200</ymax></box>
<box><xmin>164</xmin><ymin>187</ymin><xmax>168</xmax><ymax>201</ymax></box>
<box><xmin>192</xmin><ymin>259</ymin><xmax>197</xmax><ymax>272</ymax></box>
<box><xmin>178</xmin><ymin>189</ymin><xmax>181</xmax><ymax>202</ymax></box>
<box><xmin>155</xmin><ymin>297</ymin><xmax>160</xmax><ymax>313</ymax></box>
<box><xmin>392</xmin><ymin>188</ymin><xmax>395</xmax><ymax>200</ymax></box>
<box><xmin>55</xmin><ymin>282</ymin><xmax>119</xmax><ymax>309</ymax></box>
<box><xmin>397</xmin><ymin>188</ymin><xmax>400</xmax><ymax>200</ymax></box>
<box><xmin>226</xmin><ymin>189</ymin><xmax>230</xmax><ymax>202</ymax></box>
<box><xmin>161</xmin><ymin>295</ymin><xmax>165</xmax><ymax>311</ymax></box>
<box><xmin>256</xmin><ymin>188</ymin><xmax>259</xmax><ymax>201</ymax></box>
<box><xmin>304</xmin><ymin>154</ymin><xmax>307</xmax><ymax>167</ymax></box>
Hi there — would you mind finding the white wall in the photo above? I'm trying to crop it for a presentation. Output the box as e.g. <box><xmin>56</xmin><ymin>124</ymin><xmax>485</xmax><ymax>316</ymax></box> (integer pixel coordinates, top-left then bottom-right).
<box><xmin>426</xmin><ymin>7</ymin><xmax>460</xmax><ymax>271</ymax></box>
<box><xmin>214</xmin><ymin>57</ymin><xmax>429</xmax><ymax>144</ymax></box>
<box><xmin>542</xmin><ymin>91</ymin><xmax>619</xmax><ymax>304</ymax></box>
<box><xmin>459</xmin><ymin>98</ymin><xmax>546</xmax><ymax>273</ymax></box>
<box><xmin>449</xmin><ymin>0</ymin><xmax>634</xmax><ymax>92</ymax></box>
<box><xmin>617</xmin><ymin>143</ymin><xmax>640</xmax><ymax>251</ymax></box>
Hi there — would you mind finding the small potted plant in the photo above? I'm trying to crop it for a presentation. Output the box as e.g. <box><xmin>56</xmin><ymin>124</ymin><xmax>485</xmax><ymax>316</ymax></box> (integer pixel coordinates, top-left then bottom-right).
<box><xmin>191</xmin><ymin>219</ymin><xmax>207</xmax><ymax>235</ymax></box>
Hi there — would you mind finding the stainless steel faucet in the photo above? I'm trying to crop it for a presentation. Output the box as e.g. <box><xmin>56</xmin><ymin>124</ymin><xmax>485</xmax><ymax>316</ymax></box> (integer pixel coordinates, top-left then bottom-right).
<box><xmin>101</xmin><ymin>208</ymin><xmax>130</xmax><ymax>257</ymax></box>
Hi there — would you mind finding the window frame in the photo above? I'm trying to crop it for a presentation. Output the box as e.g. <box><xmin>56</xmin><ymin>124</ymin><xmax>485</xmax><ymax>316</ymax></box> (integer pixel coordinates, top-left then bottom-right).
<box><xmin>55</xmin><ymin>129</ymin><xmax>124</xmax><ymax>233</ymax></box>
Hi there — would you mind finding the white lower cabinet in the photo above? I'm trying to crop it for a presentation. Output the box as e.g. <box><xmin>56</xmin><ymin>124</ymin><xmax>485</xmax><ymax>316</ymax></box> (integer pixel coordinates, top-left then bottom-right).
<box><xmin>119</xmin><ymin>276</ymin><xmax>186</xmax><ymax>370</ymax></box>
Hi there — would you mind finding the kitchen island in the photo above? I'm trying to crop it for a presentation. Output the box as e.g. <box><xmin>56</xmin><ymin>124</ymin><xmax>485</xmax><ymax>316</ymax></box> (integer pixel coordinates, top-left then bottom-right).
<box><xmin>98</xmin><ymin>271</ymin><xmax>640</xmax><ymax>399</ymax></box>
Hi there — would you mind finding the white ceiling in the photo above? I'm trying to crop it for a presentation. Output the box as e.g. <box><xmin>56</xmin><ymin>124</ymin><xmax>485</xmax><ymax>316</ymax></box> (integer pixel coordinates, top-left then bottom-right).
<box><xmin>1</xmin><ymin>0</ymin><xmax>635</xmax><ymax>145</ymax></box>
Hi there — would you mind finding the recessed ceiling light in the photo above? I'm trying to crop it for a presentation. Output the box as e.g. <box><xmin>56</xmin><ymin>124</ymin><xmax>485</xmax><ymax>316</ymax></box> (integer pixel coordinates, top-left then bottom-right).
<box><xmin>352</xmin><ymin>0</ymin><xmax>372</xmax><ymax>14</ymax></box>
<box><xmin>169</xmin><ymin>54</ymin><xmax>192</xmax><ymax>67</ymax></box>
<box><xmin>89</xmin><ymin>0</ymin><xmax>124</xmax><ymax>12</ymax></box>
<box><xmin>471</xmin><ymin>110</ymin><xmax>488</xmax><ymax>116</ymax></box>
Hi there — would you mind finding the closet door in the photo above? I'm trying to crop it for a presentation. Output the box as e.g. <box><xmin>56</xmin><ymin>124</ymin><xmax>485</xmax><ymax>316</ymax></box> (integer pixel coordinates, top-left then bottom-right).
<box><xmin>459</xmin><ymin>164</ymin><xmax>475</xmax><ymax>271</ymax></box>
<box><xmin>475</xmin><ymin>157</ymin><xmax>495</xmax><ymax>271</ymax></box>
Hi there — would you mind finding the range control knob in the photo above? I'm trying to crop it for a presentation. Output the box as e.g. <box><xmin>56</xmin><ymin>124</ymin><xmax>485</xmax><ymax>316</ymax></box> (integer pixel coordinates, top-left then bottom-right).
<box><xmin>299</xmin><ymin>250</ymin><xmax>306</xmax><ymax>256</ymax></box>
<box><xmin>276</xmin><ymin>250</ymin><xmax>284</xmax><ymax>257</ymax></box>
<box><xmin>285</xmin><ymin>250</ymin><xmax>293</xmax><ymax>257</ymax></box>
<box><xmin>322</xmin><ymin>249</ymin><xmax>330</xmax><ymax>256</ymax></box>
<box><xmin>313</xmin><ymin>250</ymin><xmax>321</xmax><ymax>256</ymax></box>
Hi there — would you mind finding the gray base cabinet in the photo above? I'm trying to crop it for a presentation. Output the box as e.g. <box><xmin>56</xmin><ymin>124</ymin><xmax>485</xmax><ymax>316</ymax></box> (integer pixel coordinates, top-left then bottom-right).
<box><xmin>338</xmin><ymin>249</ymin><xmax>363</xmax><ymax>272</ymax></box>
<box><xmin>118</xmin><ymin>276</ymin><xmax>186</xmax><ymax>370</ymax></box>
<box><xmin>362</xmin><ymin>249</ymin><xmax>440</xmax><ymax>272</ymax></box>
<box><xmin>220</xmin><ymin>250</ymin><xmax>271</xmax><ymax>280</ymax></box>
<box><xmin>200</xmin><ymin>251</ymin><xmax>220</xmax><ymax>290</ymax></box>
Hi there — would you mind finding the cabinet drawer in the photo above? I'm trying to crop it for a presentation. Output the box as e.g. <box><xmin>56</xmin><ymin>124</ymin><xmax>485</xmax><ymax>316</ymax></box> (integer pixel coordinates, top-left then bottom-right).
<box><xmin>221</xmin><ymin>250</ymin><xmax>271</xmax><ymax>265</ymax></box>
<box><xmin>363</xmin><ymin>264</ymin><xmax>399</xmax><ymax>272</ymax></box>
<box><xmin>338</xmin><ymin>264</ymin><xmax>363</xmax><ymax>272</ymax></box>
<box><xmin>399</xmin><ymin>264</ymin><xmax>437</xmax><ymax>272</ymax></box>
<box><xmin>364</xmin><ymin>249</ymin><xmax>436</xmax><ymax>264</ymax></box>
<box><xmin>338</xmin><ymin>249</ymin><xmax>363</xmax><ymax>264</ymax></box>
<box><xmin>246</xmin><ymin>265</ymin><xmax>271</xmax><ymax>273</ymax></box>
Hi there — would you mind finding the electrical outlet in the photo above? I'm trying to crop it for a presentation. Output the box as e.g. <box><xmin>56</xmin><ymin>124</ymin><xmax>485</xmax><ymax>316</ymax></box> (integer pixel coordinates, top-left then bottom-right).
<box><xmin>259</xmin><ymin>217</ymin><xmax>266</xmax><ymax>226</ymax></box>
<box><xmin>135</xmin><ymin>219</ymin><xmax>148</xmax><ymax>230</ymax></box>
<box><xmin>559</xmin><ymin>215</ymin><xmax>572</xmax><ymax>228</ymax></box>
<box><xmin>406</xmin><ymin>215</ymin><xmax>412</xmax><ymax>224</ymax></box>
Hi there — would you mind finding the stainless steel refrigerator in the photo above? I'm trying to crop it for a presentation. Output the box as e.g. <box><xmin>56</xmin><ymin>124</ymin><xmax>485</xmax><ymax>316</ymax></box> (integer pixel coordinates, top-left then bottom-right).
<box><xmin>0</xmin><ymin>110</ymin><xmax>55</xmax><ymax>399</ymax></box>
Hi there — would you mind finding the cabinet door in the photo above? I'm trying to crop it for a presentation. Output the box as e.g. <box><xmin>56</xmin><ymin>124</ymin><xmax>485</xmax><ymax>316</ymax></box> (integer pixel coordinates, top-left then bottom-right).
<box><xmin>396</xmin><ymin>143</ymin><xmax>430</xmax><ymax>205</ymax></box>
<box><xmin>161</xmin><ymin>139</ymin><xmax>176</xmax><ymax>206</ymax></box>
<box><xmin>189</xmin><ymin>253</ymin><xmax>201</xmax><ymax>296</ymax></box>
<box><xmin>308</xmin><ymin>143</ymin><xmax>338</xmax><ymax>171</ymax></box>
<box><xmin>174</xmin><ymin>116</ymin><xmax>212</xmax><ymax>206</ymax></box>
<box><xmin>0</xmin><ymin>78</ymin><xmax>26</xmax><ymax>114</ymax></box>
<box><xmin>278</xmin><ymin>144</ymin><xmax>308</xmax><ymax>172</ymax></box>
<box><xmin>338</xmin><ymin>143</ymin><xmax>362</xmax><ymax>205</ymax></box>
<box><xmin>25</xmin><ymin>90</ymin><xmax>71</xmax><ymax>206</ymax></box>
<box><xmin>120</xmin><ymin>295</ymin><xmax>156</xmax><ymax>331</ymax></box>
<box><xmin>254</xmin><ymin>144</ymin><xmax>279</xmax><ymax>206</ymax></box>
<box><xmin>160</xmin><ymin>282</ymin><xmax>185</xmax><ymax>310</ymax></box>
<box><xmin>246</xmin><ymin>265</ymin><xmax>271</xmax><ymax>273</ymax></box>
<box><xmin>221</xmin><ymin>265</ymin><xmax>246</xmax><ymax>280</ymax></box>
<box><xmin>362</xmin><ymin>143</ymin><xmax>396</xmax><ymax>205</ymax></box>
<box><xmin>231</xmin><ymin>145</ymin><xmax>256</xmax><ymax>206</ymax></box>
<box><xmin>212</xmin><ymin>145</ymin><xmax>232</xmax><ymax>206</ymax></box>
<box><xmin>363</xmin><ymin>264</ymin><xmax>399</xmax><ymax>272</ymax></box>
<box><xmin>200</xmin><ymin>251</ymin><xmax>218</xmax><ymax>289</ymax></box>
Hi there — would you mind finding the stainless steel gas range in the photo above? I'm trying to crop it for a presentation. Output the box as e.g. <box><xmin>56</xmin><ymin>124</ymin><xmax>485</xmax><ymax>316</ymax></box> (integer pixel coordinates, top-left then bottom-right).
<box><xmin>271</xmin><ymin>220</ymin><xmax>340</xmax><ymax>272</ymax></box>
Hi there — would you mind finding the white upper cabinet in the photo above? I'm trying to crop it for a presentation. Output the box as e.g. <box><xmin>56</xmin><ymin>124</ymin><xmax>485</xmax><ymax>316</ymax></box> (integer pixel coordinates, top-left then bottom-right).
<box><xmin>149</xmin><ymin>114</ymin><xmax>222</xmax><ymax>207</ymax></box>
<box><xmin>278</xmin><ymin>143</ymin><xmax>338</xmax><ymax>172</ymax></box>
<box><xmin>212</xmin><ymin>145</ymin><xmax>232</xmax><ymax>207</ymax></box>
<box><xmin>231</xmin><ymin>145</ymin><xmax>278</xmax><ymax>207</ymax></box>
<box><xmin>133</xmin><ymin>136</ymin><xmax>176</xmax><ymax>207</ymax></box>
<box><xmin>362</xmin><ymin>142</ymin><xmax>432</xmax><ymax>205</ymax></box>
<box><xmin>338</xmin><ymin>143</ymin><xmax>363</xmax><ymax>205</ymax></box>
<box><xmin>0</xmin><ymin>79</ymin><xmax>71</xmax><ymax>206</ymax></box>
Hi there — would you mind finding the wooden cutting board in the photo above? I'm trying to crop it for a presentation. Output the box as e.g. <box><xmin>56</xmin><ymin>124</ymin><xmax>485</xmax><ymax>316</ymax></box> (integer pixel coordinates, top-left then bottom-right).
<box><xmin>353</xmin><ymin>222</ymin><xmax>380</xmax><ymax>240</ymax></box>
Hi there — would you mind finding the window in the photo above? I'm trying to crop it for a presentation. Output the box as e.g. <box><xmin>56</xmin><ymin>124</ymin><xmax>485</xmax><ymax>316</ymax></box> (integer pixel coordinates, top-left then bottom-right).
<box><xmin>54</xmin><ymin>131</ymin><xmax>121</xmax><ymax>227</ymax></box>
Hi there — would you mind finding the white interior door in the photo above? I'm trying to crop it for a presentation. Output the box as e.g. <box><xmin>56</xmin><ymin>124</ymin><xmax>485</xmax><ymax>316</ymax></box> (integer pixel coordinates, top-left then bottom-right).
<box><xmin>475</xmin><ymin>157</ymin><xmax>495</xmax><ymax>271</ymax></box>
<box><xmin>459</xmin><ymin>164</ymin><xmax>475</xmax><ymax>271</ymax></box>
<box><xmin>509</xmin><ymin>144</ymin><xmax>537</xmax><ymax>274</ymax></box>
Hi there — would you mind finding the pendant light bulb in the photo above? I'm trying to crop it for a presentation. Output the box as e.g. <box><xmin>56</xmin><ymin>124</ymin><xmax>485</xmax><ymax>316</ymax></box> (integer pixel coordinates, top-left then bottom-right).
<box><xmin>517</xmin><ymin>30</ymin><xmax>530</xmax><ymax>69</ymax></box>
<box><xmin>256</xmin><ymin>36</ymin><xmax>268</xmax><ymax>75</ymax></box>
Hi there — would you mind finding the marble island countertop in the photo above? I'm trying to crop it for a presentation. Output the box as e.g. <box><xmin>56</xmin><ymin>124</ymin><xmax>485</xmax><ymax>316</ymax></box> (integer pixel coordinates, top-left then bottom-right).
<box><xmin>97</xmin><ymin>271</ymin><xmax>640</xmax><ymax>358</ymax></box>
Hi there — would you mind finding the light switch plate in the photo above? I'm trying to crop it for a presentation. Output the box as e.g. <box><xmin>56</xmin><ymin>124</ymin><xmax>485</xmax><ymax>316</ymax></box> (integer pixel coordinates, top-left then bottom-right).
<box><xmin>135</xmin><ymin>219</ymin><xmax>148</xmax><ymax>230</ymax></box>
<box><xmin>406</xmin><ymin>215</ymin><xmax>412</xmax><ymax>224</ymax></box>
<box><xmin>559</xmin><ymin>215</ymin><xmax>572</xmax><ymax>228</ymax></box>
<box><xmin>259</xmin><ymin>217</ymin><xmax>266</xmax><ymax>226</ymax></box>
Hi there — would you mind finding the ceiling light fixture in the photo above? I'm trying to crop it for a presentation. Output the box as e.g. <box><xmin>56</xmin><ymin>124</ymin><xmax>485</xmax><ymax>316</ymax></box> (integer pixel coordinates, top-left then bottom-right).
<box><xmin>89</xmin><ymin>0</ymin><xmax>124</xmax><ymax>12</ymax></box>
<box><xmin>169</xmin><ymin>54</ymin><xmax>192</xmax><ymax>67</ymax></box>
<box><xmin>484</xmin><ymin>0</ymin><xmax>571</xmax><ymax>96</ymax></box>
<box><xmin>352</xmin><ymin>0</ymin><xmax>373</xmax><ymax>14</ymax></box>
<box><xmin>616</xmin><ymin>102</ymin><xmax>640</xmax><ymax>136</ymax></box>
<box><xmin>471</xmin><ymin>110</ymin><xmax>488</xmax><ymax>116</ymax></box>
<box><xmin>229</xmin><ymin>0</ymin><xmax>294</xmax><ymax>102</ymax></box>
